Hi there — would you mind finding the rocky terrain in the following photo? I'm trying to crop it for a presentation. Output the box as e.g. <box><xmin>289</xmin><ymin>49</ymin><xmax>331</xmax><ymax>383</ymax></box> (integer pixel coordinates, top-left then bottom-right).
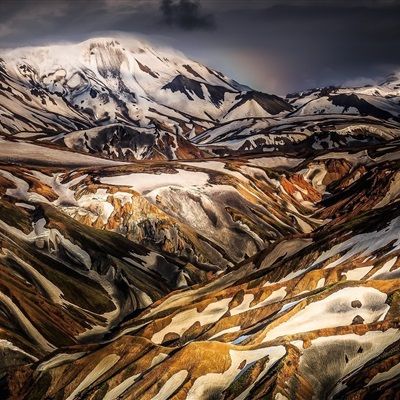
<box><xmin>0</xmin><ymin>37</ymin><xmax>400</xmax><ymax>399</ymax></box>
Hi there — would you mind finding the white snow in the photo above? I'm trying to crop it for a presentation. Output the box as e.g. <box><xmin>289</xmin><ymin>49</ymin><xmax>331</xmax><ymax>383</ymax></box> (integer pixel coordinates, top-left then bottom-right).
<box><xmin>229</xmin><ymin>287</ymin><xmax>287</xmax><ymax>317</ymax></box>
<box><xmin>103</xmin><ymin>374</ymin><xmax>140</xmax><ymax>400</ymax></box>
<box><xmin>0</xmin><ymin>138</ymin><xmax>124</xmax><ymax>167</ymax></box>
<box><xmin>316</xmin><ymin>278</ymin><xmax>326</xmax><ymax>289</ymax></box>
<box><xmin>311</xmin><ymin>329</ymin><xmax>400</xmax><ymax>397</ymax></box>
<box><xmin>0</xmin><ymin>339</ymin><xmax>38</xmax><ymax>361</ymax></box>
<box><xmin>186</xmin><ymin>346</ymin><xmax>286</xmax><ymax>399</ymax></box>
<box><xmin>37</xmin><ymin>352</ymin><xmax>86</xmax><ymax>371</ymax></box>
<box><xmin>66</xmin><ymin>354</ymin><xmax>120</xmax><ymax>400</ymax></box>
<box><xmin>263</xmin><ymin>287</ymin><xmax>389</xmax><ymax>342</ymax></box>
<box><xmin>15</xmin><ymin>202</ymin><xmax>36</xmax><ymax>210</ymax></box>
<box><xmin>152</xmin><ymin>370</ymin><xmax>188</xmax><ymax>400</ymax></box>
<box><xmin>230</xmin><ymin>294</ymin><xmax>255</xmax><ymax>316</ymax></box>
<box><xmin>314</xmin><ymin>217</ymin><xmax>400</xmax><ymax>270</ymax></box>
<box><xmin>342</xmin><ymin>265</ymin><xmax>374</xmax><ymax>281</ymax></box>
<box><xmin>209</xmin><ymin>326</ymin><xmax>241</xmax><ymax>340</ymax></box>
<box><xmin>151</xmin><ymin>297</ymin><xmax>232</xmax><ymax>344</ymax></box>
<box><xmin>100</xmin><ymin>170</ymin><xmax>209</xmax><ymax>194</ymax></box>
<box><xmin>248</xmin><ymin>156</ymin><xmax>304</xmax><ymax>169</ymax></box>
<box><xmin>0</xmin><ymin>290</ymin><xmax>54</xmax><ymax>352</ymax></box>
<box><xmin>150</xmin><ymin>353</ymin><xmax>169</xmax><ymax>368</ymax></box>
<box><xmin>367</xmin><ymin>363</ymin><xmax>400</xmax><ymax>386</ymax></box>
<box><xmin>0</xmin><ymin>169</ymin><xmax>48</xmax><ymax>203</ymax></box>
<box><xmin>369</xmin><ymin>257</ymin><xmax>398</xmax><ymax>280</ymax></box>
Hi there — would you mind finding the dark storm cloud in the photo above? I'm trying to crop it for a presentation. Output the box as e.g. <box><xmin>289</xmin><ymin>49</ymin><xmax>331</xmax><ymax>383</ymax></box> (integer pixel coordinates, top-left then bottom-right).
<box><xmin>216</xmin><ymin>2</ymin><xmax>400</xmax><ymax>93</ymax></box>
<box><xmin>160</xmin><ymin>0</ymin><xmax>215</xmax><ymax>30</ymax></box>
<box><xmin>0</xmin><ymin>0</ymin><xmax>399</xmax><ymax>94</ymax></box>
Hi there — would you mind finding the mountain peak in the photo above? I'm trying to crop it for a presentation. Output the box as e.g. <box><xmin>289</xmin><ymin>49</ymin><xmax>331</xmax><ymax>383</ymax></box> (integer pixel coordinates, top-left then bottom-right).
<box><xmin>0</xmin><ymin>36</ymin><xmax>293</xmax><ymax>145</ymax></box>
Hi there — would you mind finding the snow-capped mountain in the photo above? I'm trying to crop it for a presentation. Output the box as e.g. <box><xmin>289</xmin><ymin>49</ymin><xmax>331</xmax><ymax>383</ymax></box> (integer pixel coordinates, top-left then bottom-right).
<box><xmin>0</xmin><ymin>37</ymin><xmax>292</xmax><ymax>161</ymax></box>
<box><xmin>287</xmin><ymin>78</ymin><xmax>400</xmax><ymax>121</ymax></box>
<box><xmin>193</xmin><ymin>75</ymin><xmax>400</xmax><ymax>156</ymax></box>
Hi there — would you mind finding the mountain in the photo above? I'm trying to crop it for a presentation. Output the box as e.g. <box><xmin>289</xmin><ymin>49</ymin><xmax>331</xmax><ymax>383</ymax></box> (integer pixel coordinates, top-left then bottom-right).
<box><xmin>0</xmin><ymin>37</ymin><xmax>291</xmax><ymax>160</ymax></box>
<box><xmin>287</xmin><ymin>80</ymin><xmax>400</xmax><ymax>121</ymax></box>
<box><xmin>1</xmin><ymin>37</ymin><xmax>400</xmax><ymax>399</ymax></box>
<box><xmin>193</xmin><ymin>75</ymin><xmax>400</xmax><ymax>156</ymax></box>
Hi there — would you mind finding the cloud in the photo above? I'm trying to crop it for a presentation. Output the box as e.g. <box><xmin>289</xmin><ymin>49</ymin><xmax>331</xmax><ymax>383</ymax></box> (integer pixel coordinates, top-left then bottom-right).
<box><xmin>0</xmin><ymin>0</ymin><xmax>70</xmax><ymax>40</ymax></box>
<box><xmin>101</xmin><ymin>0</ymin><xmax>151</xmax><ymax>15</ymax></box>
<box><xmin>160</xmin><ymin>0</ymin><xmax>215</xmax><ymax>30</ymax></box>
<box><xmin>342</xmin><ymin>76</ymin><xmax>383</xmax><ymax>88</ymax></box>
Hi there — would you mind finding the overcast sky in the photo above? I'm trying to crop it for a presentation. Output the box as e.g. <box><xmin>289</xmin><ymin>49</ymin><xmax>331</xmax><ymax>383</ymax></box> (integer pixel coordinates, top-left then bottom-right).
<box><xmin>1</xmin><ymin>0</ymin><xmax>399</xmax><ymax>94</ymax></box>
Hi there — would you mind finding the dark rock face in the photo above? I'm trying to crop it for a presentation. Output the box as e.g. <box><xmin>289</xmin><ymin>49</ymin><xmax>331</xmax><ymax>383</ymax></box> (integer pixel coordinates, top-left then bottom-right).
<box><xmin>61</xmin><ymin>123</ymin><xmax>208</xmax><ymax>161</ymax></box>
<box><xmin>136</xmin><ymin>60</ymin><xmax>159</xmax><ymax>78</ymax></box>
<box><xmin>330</xmin><ymin>93</ymin><xmax>399</xmax><ymax>121</ymax></box>
<box><xmin>162</xmin><ymin>74</ymin><xmax>234</xmax><ymax>106</ymax></box>
<box><xmin>62</xmin><ymin>125</ymin><xmax>157</xmax><ymax>160</ymax></box>
<box><xmin>230</xmin><ymin>90</ymin><xmax>293</xmax><ymax>115</ymax></box>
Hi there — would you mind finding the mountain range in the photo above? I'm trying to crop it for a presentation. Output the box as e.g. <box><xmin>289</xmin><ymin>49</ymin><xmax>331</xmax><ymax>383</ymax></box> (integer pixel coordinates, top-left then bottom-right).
<box><xmin>0</xmin><ymin>37</ymin><xmax>400</xmax><ymax>399</ymax></box>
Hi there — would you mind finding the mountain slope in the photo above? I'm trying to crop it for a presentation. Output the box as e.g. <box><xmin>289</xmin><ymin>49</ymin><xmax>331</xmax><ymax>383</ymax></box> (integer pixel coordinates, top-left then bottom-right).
<box><xmin>4</xmin><ymin>170</ymin><xmax>400</xmax><ymax>399</ymax></box>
